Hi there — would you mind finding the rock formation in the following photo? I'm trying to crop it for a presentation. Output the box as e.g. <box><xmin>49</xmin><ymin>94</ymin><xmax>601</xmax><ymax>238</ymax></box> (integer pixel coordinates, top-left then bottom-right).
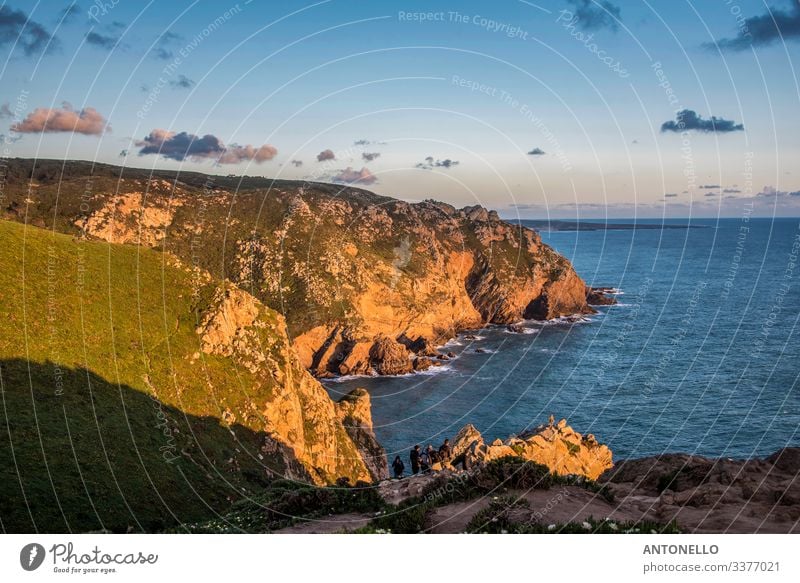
<box><xmin>449</xmin><ymin>419</ymin><xmax>613</xmax><ymax>480</ymax></box>
<box><xmin>196</xmin><ymin>283</ymin><xmax>385</xmax><ymax>485</ymax></box>
<box><xmin>599</xmin><ymin>447</ymin><xmax>800</xmax><ymax>533</ymax></box>
<box><xmin>336</xmin><ymin>388</ymin><xmax>389</xmax><ymax>481</ymax></box>
<box><xmin>2</xmin><ymin>160</ymin><xmax>597</xmax><ymax>377</ymax></box>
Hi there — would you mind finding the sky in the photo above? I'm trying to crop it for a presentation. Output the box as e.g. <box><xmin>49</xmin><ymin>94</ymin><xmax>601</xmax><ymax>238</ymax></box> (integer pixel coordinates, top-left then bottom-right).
<box><xmin>1</xmin><ymin>0</ymin><xmax>799</xmax><ymax>218</ymax></box>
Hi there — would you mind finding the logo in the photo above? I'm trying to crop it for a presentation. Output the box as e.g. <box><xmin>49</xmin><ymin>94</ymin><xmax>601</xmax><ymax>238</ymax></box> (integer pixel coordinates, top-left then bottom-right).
<box><xmin>20</xmin><ymin>543</ymin><xmax>46</xmax><ymax>571</ymax></box>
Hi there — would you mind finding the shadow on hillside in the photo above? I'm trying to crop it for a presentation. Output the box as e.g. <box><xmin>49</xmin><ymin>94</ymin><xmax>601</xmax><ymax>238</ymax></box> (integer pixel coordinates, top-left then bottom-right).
<box><xmin>0</xmin><ymin>358</ymin><xmax>305</xmax><ymax>533</ymax></box>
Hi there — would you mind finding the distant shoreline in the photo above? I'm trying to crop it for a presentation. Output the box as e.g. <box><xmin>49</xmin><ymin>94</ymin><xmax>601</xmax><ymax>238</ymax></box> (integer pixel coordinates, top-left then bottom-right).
<box><xmin>514</xmin><ymin>219</ymin><xmax>705</xmax><ymax>231</ymax></box>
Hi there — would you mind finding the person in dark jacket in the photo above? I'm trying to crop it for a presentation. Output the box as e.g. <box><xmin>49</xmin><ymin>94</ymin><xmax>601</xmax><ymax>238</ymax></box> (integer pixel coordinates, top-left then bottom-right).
<box><xmin>392</xmin><ymin>456</ymin><xmax>405</xmax><ymax>479</ymax></box>
<box><xmin>438</xmin><ymin>438</ymin><xmax>452</xmax><ymax>462</ymax></box>
<box><xmin>410</xmin><ymin>445</ymin><xmax>421</xmax><ymax>475</ymax></box>
<box><xmin>421</xmin><ymin>445</ymin><xmax>433</xmax><ymax>472</ymax></box>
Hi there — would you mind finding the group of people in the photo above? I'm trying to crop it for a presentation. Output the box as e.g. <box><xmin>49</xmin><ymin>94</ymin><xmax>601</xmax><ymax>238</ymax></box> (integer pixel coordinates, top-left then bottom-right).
<box><xmin>391</xmin><ymin>439</ymin><xmax>452</xmax><ymax>478</ymax></box>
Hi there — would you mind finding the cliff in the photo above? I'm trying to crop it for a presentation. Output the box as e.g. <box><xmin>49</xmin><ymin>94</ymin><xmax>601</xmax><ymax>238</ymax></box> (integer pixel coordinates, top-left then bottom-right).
<box><xmin>0</xmin><ymin>218</ymin><xmax>385</xmax><ymax>532</ymax></box>
<box><xmin>1</xmin><ymin>159</ymin><xmax>595</xmax><ymax>377</ymax></box>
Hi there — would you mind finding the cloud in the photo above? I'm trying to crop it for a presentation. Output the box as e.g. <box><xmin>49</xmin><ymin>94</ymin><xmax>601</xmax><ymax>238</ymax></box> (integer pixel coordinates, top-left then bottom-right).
<box><xmin>664</xmin><ymin>193</ymin><xmax>678</xmax><ymax>198</ymax></box>
<box><xmin>153</xmin><ymin>30</ymin><xmax>182</xmax><ymax>60</ymax></box>
<box><xmin>723</xmin><ymin>188</ymin><xmax>741</xmax><ymax>194</ymax></box>
<box><xmin>362</xmin><ymin>152</ymin><xmax>380</xmax><ymax>161</ymax></box>
<box><xmin>353</xmin><ymin>139</ymin><xmax>370</xmax><ymax>146</ymax></box>
<box><xmin>11</xmin><ymin>103</ymin><xmax>108</xmax><ymax>135</ymax></box>
<box><xmin>119</xmin><ymin>149</ymin><xmax>128</xmax><ymax>157</ymax></box>
<box><xmin>86</xmin><ymin>31</ymin><xmax>118</xmax><ymax>50</ymax></box>
<box><xmin>704</xmin><ymin>192</ymin><xmax>719</xmax><ymax>197</ymax></box>
<box><xmin>564</xmin><ymin>0</ymin><xmax>622</xmax><ymax>32</ymax></box>
<box><xmin>0</xmin><ymin>5</ymin><xmax>56</xmax><ymax>56</ymax></box>
<box><xmin>0</xmin><ymin>103</ymin><xmax>12</xmax><ymax>119</ymax></box>
<box><xmin>136</xmin><ymin>129</ymin><xmax>277</xmax><ymax>164</ymax></box>
<box><xmin>706</xmin><ymin>3</ymin><xmax>800</xmax><ymax>51</ymax></box>
<box><xmin>58</xmin><ymin>4</ymin><xmax>81</xmax><ymax>23</ymax></box>
<box><xmin>660</xmin><ymin>109</ymin><xmax>744</xmax><ymax>133</ymax></box>
<box><xmin>317</xmin><ymin>149</ymin><xmax>335</xmax><ymax>161</ymax></box>
<box><xmin>699</xmin><ymin>184</ymin><xmax>720</xmax><ymax>189</ymax></box>
<box><xmin>416</xmin><ymin>156</ymin><xmax>460</xmax><ymax>170</ymax></box>
<box><xmin>757</xmin><ymin>186</ymin><xmax>800</xmax><ymax>197</ymax></box>
<box><xmin>527</xmin><ymin>147</ymin><xmax>546</xmax><ymax>156</ymax></box>
<box><xmin>153</xmin><ymin>47</ymin><xmax>172</xmax><ymax>60</ymax></box>
<box><xmin>331</xmin><ymin>166</ymin><xmax>377</xmax><ymax>185</ymax></box>
<box><xmin>169</xmin><ymin>74</ymin><xmax>194</xmax><ymax>89</ymax></box>
<box><xmin>290</xmin><ymin>159</ymin><xmax>303</xmax><ymax>167</ymax></box>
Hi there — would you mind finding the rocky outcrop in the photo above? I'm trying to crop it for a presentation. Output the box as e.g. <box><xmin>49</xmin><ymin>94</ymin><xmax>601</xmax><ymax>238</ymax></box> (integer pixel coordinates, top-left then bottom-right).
<box><xmin>369</xmin><ymin>335</ymin><xmax>413</xmax><ymax>375</ymax></box>
<box><xmin>196</xmin><ymin>284</ymin><xmax>385</xmax><ymax>485</ymax></box>
<box><xmin>336</xmin><ymin>388</ymin><xmax>389</xmax><ymax>481</ymax></box>
<box><xmin>449</xmin><ymin>419</ymin><xmax>613</xmax><ymax>480</ymax></box>
<box><xmin>586</xmin><ymin>286</ymin><xmax>618</xmax><ymax>306</ymax></box>
<box><xmin>598</xmin><ymin>447</ymin><xmax>800</xmax><ymax>533</ymax></box>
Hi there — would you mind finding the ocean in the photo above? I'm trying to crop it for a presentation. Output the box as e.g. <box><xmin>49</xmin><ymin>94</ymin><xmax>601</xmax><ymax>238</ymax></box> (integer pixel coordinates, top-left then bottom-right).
<box><xmin>324</xmin><ymin>218</ymin><xmax>800</xmax><ymax>462</ymax></box>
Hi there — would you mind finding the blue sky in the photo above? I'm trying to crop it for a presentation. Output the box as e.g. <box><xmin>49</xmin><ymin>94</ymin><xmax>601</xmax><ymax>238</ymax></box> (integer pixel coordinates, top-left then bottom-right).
<box><xmin>1</xmin><ymin>0</ymin><xmax>799</xmax><ymax>217</ymax></box>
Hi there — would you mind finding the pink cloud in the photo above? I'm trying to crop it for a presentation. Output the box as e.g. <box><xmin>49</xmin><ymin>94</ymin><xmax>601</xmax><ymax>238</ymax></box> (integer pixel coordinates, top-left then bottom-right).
<box><xmin>331</xmin><ymin>166</ymin><xmax>377</xmax><ymax>185</ymax></box>
<box><xmin>11</xmin><ymin>103</ymin><xmax>109</xmax><ymax>135</ymax></box>
<box><xmin>317</xmin><ymin>149</ymin><xmax>335</xmax><ymax>161</ymax></box>
<box><xmin>216</xmin><ymin>144</ymin><xmax>278</xmax><ymax>164</ymax></box>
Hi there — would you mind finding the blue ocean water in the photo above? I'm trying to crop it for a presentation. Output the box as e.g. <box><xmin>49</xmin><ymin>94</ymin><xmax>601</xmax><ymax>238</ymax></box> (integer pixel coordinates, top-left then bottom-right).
<box><xmin>325</xmin><ymin>218</ymin><xmax>800</xmax><ymax>461</ymax></box>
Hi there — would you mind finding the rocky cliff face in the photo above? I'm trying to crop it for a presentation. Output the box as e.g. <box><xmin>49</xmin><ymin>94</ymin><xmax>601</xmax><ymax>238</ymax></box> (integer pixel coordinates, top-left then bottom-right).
<box><xmin>2</xmin><ymin>161</ymin><xmax>594</xmax><ymax>377</ymax></box>
<box><xmin>448</xmin><ymin>419</ymin><xmax>613</xmax><ymax>480</ymax></box>
<box><xmin>196</xmin><ymin>284</ymin><xmax>386</xmax><ymax>485</ymax></box>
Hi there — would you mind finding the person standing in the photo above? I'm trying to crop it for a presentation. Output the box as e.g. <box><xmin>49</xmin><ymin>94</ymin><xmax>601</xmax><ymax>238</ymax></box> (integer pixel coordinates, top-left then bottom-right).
<box><xmin>410</xmin><ymin>445</ymin><xmax>421</xmax><ymax>475</ymax></box>
<box><xmin>438</xmin><ymin>438</ymin><xmax>452</xmax><ymax>462</ymax></box>
<box><xmin>392</xmin><ymin>455</ymin><xmax>405</xmax><ymax>479</ymax></box>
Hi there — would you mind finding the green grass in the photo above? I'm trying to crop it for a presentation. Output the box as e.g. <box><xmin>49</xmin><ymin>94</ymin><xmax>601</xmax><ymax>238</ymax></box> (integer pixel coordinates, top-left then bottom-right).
<box><xmin>0</xmin><ymin>219</ymin><xmax>303</xmax><ymax>532</ymax></box>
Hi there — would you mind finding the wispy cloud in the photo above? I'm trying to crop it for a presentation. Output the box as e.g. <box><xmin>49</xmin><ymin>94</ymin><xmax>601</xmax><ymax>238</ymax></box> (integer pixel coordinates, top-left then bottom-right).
<box><xmin>564</xmin><ymin>0</ymin><xmax>622</xmax><ymax>32</ymax></box>
<box><xmin>290</xmin><ymin>159</ymin><xmax>303</xmax><ymax>167</ymax></box>
<box><xmin>706</xmin><ymin>3</ymin><xmax>800</xmax><ymax>51</ymax></box>
<box><xmin>57</xmin><ymin>3</ymin><xmax>81</xmax><ymax>23</ymax></box>
<box><xmin>661</xmin><ymin>109</ymin><xmax>743</xmax><ymax>133</ymax></box>
<box><xmin>362</xmin><ymin>152</ymin><xmax>380</xmax><ymax>161</ymax></box>
<box><xmin>527</xmin><ymin>147</ymin><xmax>546</xmax><ymax>156</ymax></box>
<box><xmin>169</xmin><ymin>74</ymin><xmax>194</xmax><ymax>89</ymax></box>
<box><xmin>153</xmin><ymin>30</ymin><xmax>182</xmax><ymax>60</ymax></box>
<box><xmin>0</xmin><ymin>5</ymin><xmax>56</xmax><ymax>56</ymax></box>
<box><xmin>85</xmin><ymin>31</ymin><xmax>118</xmax><ymax>50</ymax></box>
<box><xmin>757</xmin><ymin>185</ymin><xmax>800</xmax><ymax>197</ymax></box>
<box><xmin>416</xmin><ymin>156</ymin><xmax>459</xmax><ymax>170</ymax></box>
<box><xmin>11</xmin><ymin>103</ymin><xmax>109</xmax><ymax>135</ymax></box>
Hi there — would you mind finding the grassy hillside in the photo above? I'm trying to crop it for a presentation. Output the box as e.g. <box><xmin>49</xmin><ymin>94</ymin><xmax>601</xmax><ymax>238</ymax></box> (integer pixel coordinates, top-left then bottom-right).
<box><xmin>0</xmin><ymin>218</ymin><xmax>302</xmax><ymax>532</ymax></box>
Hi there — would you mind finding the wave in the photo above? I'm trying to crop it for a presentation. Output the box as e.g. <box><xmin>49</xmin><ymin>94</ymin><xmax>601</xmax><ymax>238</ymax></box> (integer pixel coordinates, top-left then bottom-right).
<box><xmin>323</xmin><ymin>361</ymin><xmax>456</xmax><ymax>383</ymax></box>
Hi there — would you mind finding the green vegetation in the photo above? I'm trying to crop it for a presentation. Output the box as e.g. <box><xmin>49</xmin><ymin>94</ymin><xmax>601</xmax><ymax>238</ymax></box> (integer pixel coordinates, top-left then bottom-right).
<box><xmin>179</xmin><ymin>479</ymin><xmax>385</xmax><ymax>533</ymax></box>
<box><xmin>0</xmin><ymin>219</ymin><xmax>289</xmax><ymax>532</ymax></box>
<box><xmin>172</xmin><ymin>456</ymin><xmax>622</xmax><ymax>534</ymax></box>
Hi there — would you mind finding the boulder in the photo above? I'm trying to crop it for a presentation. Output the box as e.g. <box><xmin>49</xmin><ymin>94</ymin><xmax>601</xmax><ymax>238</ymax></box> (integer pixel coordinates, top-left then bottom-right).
<box><xmin>337</xmin><ymin>342</ymin><xmax>373</xmax><ymax>376</ymax></box>
<box><xmin>369</xmin><ymin>335</ymin><xmax>413</xmax><ymax>375</ymax></box>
